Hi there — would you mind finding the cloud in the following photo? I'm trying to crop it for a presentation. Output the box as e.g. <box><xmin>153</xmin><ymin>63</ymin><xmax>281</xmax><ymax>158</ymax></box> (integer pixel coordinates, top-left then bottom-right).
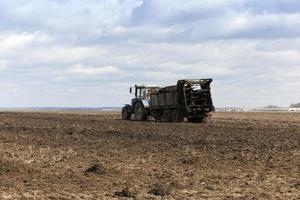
<box><xmin>124</xmin><ymin>0</ymin><xmax>300</xmax><ymax>41</ymax></box>
<box><xmin>0</xmin><ymin>32</ymin><xmax>53</xmax><ymax>64</ymax></box>
<box><xmin>69</xmin><ymin>64</ymin><xmax>122</xmax><ymax>75</ymax></box>
<box><xmin>240</xmin><ymin>0</ymin><xmax>300</xmax><ymax>14</ymax></box>
<box><xmin>0</xmin><ymin>60</ymin><xmax>8</xmax><ymax>70</ymax></box>
<box><xmin>2</xmin><ymin>0</ymin><xmax>299</xmax><ymax>44</ymax></box>
<box><xmin>0</xmin><ymin>0</ymin><xmax>299</xmax><ymax>107</ymax></box>
<box><xmin>0</xmin><ymin>0</ymin><xmax>142</xmax><ymax>39</ymax></box>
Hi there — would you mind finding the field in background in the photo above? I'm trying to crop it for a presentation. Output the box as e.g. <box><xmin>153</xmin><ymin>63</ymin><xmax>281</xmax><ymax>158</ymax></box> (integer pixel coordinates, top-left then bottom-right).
<box><xmin>0</xmin><ymin>111</ymin><xmax>299</xmax><ymax>199</ymax></box>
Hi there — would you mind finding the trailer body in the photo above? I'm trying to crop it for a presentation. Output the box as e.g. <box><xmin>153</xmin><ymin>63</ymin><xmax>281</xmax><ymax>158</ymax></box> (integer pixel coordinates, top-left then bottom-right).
<box><xmin>149</xmin><ymin>79</ymin><xmax>214</xmax><ymax>122</ymax></box>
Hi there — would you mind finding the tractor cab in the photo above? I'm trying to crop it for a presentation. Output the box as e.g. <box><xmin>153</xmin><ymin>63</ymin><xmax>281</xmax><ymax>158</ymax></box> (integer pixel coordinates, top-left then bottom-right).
<box><xmin>130</xmin><ymin>85</ymin><xmax>159</xmax><ymax>101</ymax></box>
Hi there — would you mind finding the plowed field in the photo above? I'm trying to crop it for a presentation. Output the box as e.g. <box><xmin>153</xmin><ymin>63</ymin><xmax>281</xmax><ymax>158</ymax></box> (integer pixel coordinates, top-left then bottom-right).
<box><xmin>0</xmin><ymin>111</ymin><xmax>299</xmax><ymax>199</ymax></box>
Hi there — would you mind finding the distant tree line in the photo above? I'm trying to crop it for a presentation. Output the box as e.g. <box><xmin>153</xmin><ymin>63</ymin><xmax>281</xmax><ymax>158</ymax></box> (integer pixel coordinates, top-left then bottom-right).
<box><xmin>264</xmin><ymin>105</ymin><xmax>279</xmax><ymax>109</ymax></box>
<box><xmin>290</xmin><ymin>102</ymin><xmax>300</xmax><ymax>108</ymax></box>
<box><xmin>263</xmin><ymin>103</ymin><xmax>300</xmax><ymax>108</ymax></box>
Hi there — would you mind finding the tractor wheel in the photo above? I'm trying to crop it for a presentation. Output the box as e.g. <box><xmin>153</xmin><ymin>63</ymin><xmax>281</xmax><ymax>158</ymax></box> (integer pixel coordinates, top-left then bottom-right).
<box><xmin>187</xmin><ymin>117</ymin><xmax>203</xmax><ymax>123</ymax></box>
<box><xmin>163</xmin><ymin>109</ymin><xmax>172</xmax><ymax>123</ymax></box>
<box><xmin>134</xmin><ymin>102</ymin><xmax>147</xmax><ymax>121</ymax></box>
<box><xmin>171</xmin><ymin>110</ymin><xmax>184</xmax><ymax>123</ymax></box>
<box><xmin>122</xmin><ymin>106</ymin><xmax>132</xmax><ymax>120</ymax></box>
<box><xmin>202</xmin><ymin>114</ymin><xmax>212</xmax><ymax>123</ymax></box>
<box><xmin>153</xmin><ymin>113</ymin><xmax>163</xmax><ymax>122</ymax></box>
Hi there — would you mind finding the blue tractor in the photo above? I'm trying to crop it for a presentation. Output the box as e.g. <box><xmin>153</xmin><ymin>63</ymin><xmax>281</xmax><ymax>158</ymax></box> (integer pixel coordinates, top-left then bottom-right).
<box><xmin>122</xmin><ymin>85</ymin><xmax>159</xmax><ymax>121</ymax></box>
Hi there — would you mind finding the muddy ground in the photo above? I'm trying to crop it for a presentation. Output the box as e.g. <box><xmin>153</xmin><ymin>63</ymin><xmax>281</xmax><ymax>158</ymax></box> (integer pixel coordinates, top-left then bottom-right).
<box><xmin>0</xmin><ymin>111</ymin><xmax>299</xmax><ymax>199</ymax></box>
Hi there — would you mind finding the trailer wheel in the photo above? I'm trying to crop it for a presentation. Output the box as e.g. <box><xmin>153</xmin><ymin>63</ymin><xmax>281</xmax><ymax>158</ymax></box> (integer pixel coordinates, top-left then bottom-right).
<box><xmin>171</xmin><ymin>110</ymin><xmax>184</xmax><ymax>123</ymax></box>
<box><xmin>187</xmin><ymin>117</ymin><xmax>203</xmax><ymax>123</ymax></box>
<box><xmin>202</xmin><ymin>115</ymin><xmax>210</xmax><ymax>123</ymax></box>
<box><xmin>134</xmin><ymin>102</ymin><xmax>147</xmax><ymax>121</ymax></box>
<box><xmin>122</xmin><ymin>106</ymin><xmax>132</xmax><ymax>120</ymax></box>
<box><xmin>163</xmin><ymin>110</ymin><xmax>172</xmax><ymax>123</ymax></box>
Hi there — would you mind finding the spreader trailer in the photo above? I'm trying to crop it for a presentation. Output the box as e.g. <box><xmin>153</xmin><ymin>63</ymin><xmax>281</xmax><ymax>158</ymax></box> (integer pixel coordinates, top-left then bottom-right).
<box><xmin>122</xmin><ymin>79</ymin><xmax>214</xmax><ymax>123</ymax></box>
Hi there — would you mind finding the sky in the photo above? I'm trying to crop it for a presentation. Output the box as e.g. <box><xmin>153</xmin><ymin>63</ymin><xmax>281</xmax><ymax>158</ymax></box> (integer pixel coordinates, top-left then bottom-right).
<box><xmin>0</xmin><ymin>0</ymin><xmax>300</xmax><ymax>107</ymax></box>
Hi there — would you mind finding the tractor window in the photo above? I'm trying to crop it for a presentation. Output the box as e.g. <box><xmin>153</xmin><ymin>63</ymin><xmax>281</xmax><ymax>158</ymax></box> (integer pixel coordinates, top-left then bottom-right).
<box><xmin>140</xmin><ymin>88</ymin><xmax>146</xmax><ymax>98</ymax></box>
<box><xmin>136</xmin><ymin>87</ymin><xmax>158</xmax><ymax>99</ymax></box>
<box><xmin>136</xmin><ymin>88</ymin><xmax>140</xmax><ymax>98</ymax></box>
<box><xmin>144</xmin><ymin>89</ymin><xmax>151</xmax><ymax>100</ymax></box>
<box><xmin>136</xmin><ymin>88</ymin><xmax>146</xmax><ymax>99</ymax></box>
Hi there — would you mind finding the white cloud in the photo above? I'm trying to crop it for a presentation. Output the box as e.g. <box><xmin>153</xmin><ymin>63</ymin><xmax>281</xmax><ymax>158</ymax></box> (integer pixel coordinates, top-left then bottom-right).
<box><xmin>69</xmin><ymin>64</ymin><xmax>122</xmax><ymax>75</ymax></box>
<box><xmin>0</xmin><ymin>60</ymin><xmax>8</xmax><ymax>70</ymax></box>
<box><xmin>0</xmin><ymin>0</ymin><xmax>300</xmax><ymax>107</ymax></box>
<box><xmin>0</xmin><ymin>32</ymin><xmax>52</xmax><ymax>51</ymax></box>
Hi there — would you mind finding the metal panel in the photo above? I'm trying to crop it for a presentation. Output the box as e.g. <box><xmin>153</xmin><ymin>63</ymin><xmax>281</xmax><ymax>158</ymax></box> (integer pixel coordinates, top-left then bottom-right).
<box><xmin>174</xmin><ymin>92</ymin><xmax>178</xmax><ymax>105</ymax></box>
<box><xmin>158</xmin><ymin>94</ymin><xmax>165</xmax><ymax>106</ymax></box>
<box><xmin>151</xmin><ymin>95</ymin><xmax>158</xmax><ymax>107</ymax></box>
<box><xmin>166</xmin><ymin>93</ymin><xmax>174</xmax><ymax>106</ymax></box>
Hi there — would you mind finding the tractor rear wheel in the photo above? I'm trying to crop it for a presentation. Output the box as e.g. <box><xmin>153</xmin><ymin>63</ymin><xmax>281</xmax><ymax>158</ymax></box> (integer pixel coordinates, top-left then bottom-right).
<box><xmin>134</xmin><ymin>102</ymin><xmax>147</xmax><ymax>121</ymax></box>
<box><xmin>122</xmin><ymin>106</ymin><xmax>132</xmax><ymax>120</ymax></box>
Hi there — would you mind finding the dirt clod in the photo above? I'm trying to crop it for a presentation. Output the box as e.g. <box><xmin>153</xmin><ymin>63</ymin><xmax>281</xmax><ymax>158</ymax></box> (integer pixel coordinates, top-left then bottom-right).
<box><xmin>0</xmin><ymin>161</ymin><xmax>14</xmax><ymax>174</ymax></box>
<box><xmin>84</xmin><ymin>164</ymin><xmax>106</xmax><ymax>175</ymax></box>
<box><xmin>182</xmin><ymin>157</ymin><xmax>197</xmax><ymax>164</ymax></box>
<box><xmin>67</xmin><ymin>130</ymin><xmax>74</xmax><ymax>135</ymax></box>
<box><xmin>114</xmin><ymin>188</ymin><xmax>136</xmax><ymax>198</ymax></box>
<box><xmin>149</xmin><ymin>183</ymin><xmax>170</xmax><ymax>196</ymax></box>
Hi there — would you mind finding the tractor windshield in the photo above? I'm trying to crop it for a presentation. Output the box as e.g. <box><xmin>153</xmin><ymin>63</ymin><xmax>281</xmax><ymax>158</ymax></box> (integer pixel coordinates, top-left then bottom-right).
<box><xmin>136</xmin><ymin>87</ymin><xmax>159</xmax><ymax>100</ymax></box>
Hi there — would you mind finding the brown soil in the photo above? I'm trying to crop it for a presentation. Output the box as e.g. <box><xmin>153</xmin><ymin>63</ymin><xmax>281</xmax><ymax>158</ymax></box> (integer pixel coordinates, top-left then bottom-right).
<box><xmin>0</xmin><ymin>111</ymin><xmax>299</xmax><ymax>199</ymax></box>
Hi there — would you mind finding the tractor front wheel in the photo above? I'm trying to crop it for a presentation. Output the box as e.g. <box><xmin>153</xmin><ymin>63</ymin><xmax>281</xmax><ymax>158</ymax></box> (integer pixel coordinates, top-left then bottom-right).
<box><xmin>122</xmin><ymin>106</ymin><xmax>132</xmax><ymax>120</ymax></box>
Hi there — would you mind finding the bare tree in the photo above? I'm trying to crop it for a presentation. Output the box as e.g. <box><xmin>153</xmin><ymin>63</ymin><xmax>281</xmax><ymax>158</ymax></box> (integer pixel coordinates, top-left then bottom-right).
<box><xmin>265</xmin><ymin>105</ymin><xmax>279</xmax><ymax>109</ymax></box>
<box><xmin>290</xmin><ymin>102</ymin><xmax>300</xmax><ymax>108</ymax></box>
